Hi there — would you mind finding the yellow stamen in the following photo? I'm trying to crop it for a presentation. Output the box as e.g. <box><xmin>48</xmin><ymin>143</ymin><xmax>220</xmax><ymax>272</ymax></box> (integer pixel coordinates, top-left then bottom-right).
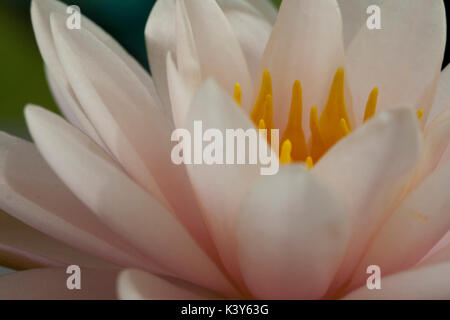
<box><xmin>417</xmin><ymin>109</ymin><xmax>424</xmax><ymax>120</ymax></box>
<box><xmin>262</xmin><ymin>94</ymin><xmax>274</xmax><ymax>144</ymax></box>
<box><xmin>258</xmin><ymin>119</ymin><xmax>266</xmax><ymax>130</ymax></box>
<box><xmin>364</xmin><ymin>87</ymin><xmax>378</xmax><ymax>122</ymax></box>
<box><xmin>280</xmin><ymin>139</ymin><xmax>293</xmax><ymax>164</ymax></box>
<box><xmin>309</xmin><ymin>106</ymin><xmax>326</xmax><ymax>162</ymax></box>
<box><xmin>340</xmin><ymin>118</ymin><xmax>350</xmax><ymax>137</ymax></box>
<box><xmin>319</xmin><ymin>68</ymin><xmax>351</xmax><ymax>149</ymax></box>
<box><xmin>280</xmin><ymin>80</ymin><xmax>307</xmax><ymax>161</ymax></box>
<box><xmin>251</xmin><ymin>70</ymin><xmax>272</xmax><ymax>125</ymax></box>
<box><xmin>305</xmin><ymin>156</ymin><xmax>314</xmax><ymax>170</ymax></box>
<box><xmin>234</xmin><ymin>82</ymin><xmax>242</xmax><ymax>106</ymax></box>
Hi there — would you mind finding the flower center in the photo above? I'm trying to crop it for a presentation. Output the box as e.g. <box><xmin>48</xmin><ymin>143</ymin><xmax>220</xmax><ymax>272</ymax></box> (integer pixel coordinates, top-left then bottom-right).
<box><xmin>234</xmin><ymin>68</ymin><xmax>423</xmax><ymax>168</ymax></box>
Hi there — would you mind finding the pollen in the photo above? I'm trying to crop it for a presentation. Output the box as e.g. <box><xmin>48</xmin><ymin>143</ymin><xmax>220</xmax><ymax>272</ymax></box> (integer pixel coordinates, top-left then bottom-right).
<box><xmin>246</xmin><ymin>68</ymin><xmax>383</xmax><ymax>168</ymax></box>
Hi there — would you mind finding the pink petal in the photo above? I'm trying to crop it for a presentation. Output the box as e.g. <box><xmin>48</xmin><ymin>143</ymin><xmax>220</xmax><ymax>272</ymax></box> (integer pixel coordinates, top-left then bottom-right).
<box><xmin>347</xmin><ymin>161</ymin><xmax>450</xmax><ymax>292</ymax></box>
<box><xmin>258</xmin><ymin>0</ymin><xmax>346</xmax><ymax>132</ymax></box>
<box><xmin>0</xmin><ymin>268</ymin><xmax>118</xmax><ymax>300</ymax></box>
<box><xmin>0</xmin><ymin>132</ymin><xmax>159</xmax><ymax>272</ymax></box>
<box><xmin>0</xmin><ymin>210</ymin><xmax>112</xmax><ymax>270</ymax></box>
<box><xmin>428</xmin><ymin>65</ymin><xmax>450</xmax><ymax>125</ymax></box>
<box><xmin>313</xmin><ymin>109</ymin><xmax>422</xmax><ymax>294</ymax></box>
<box><xmin>238</xmin><ymin>166</ymin><xmax>349</xmax><ymax>299</ymax></box>
<box><xmin>218</xmin><ymin>0</ymin><xmax>273</xmax><ymax>80</ymax></box>
<box><xmin>343</xmin><ymin>263</ymin><xmax>450</xmax><ymax>300</ymax></box>
<box><xmin>185</xmin><ymin>79</ymin><xmax>265</xmax><ymax>289</ymax></box>
<box><xmin>25</xmin><ymin>106</ymin><xmax>239</xmax><ymax>298</ymax></box>
<box><xmin>118</xmin><ymin>269</ymin><xmax>221</xmax><ymax>300</ymax></box>
<box><xmin>50</xmin><ymin>14</ymin><xmax>215</xmax><ymax>254</ymax></box>
<box><xmin>346</xmin><ymin>0</ymin><xmax>446</xmax><ymax>123</ymax></box>
<box><xmin>181</xmin><ymin>0</ymin><xmax>253</xmax><ymax>109</ymax></box>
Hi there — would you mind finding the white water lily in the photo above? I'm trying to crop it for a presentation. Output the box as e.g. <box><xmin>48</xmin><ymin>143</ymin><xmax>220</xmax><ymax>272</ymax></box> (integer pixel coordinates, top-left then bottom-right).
<box><xmin>1</xmin><ymin>0</ymin><xmax>450</xmax><ymax>299</ymax></box>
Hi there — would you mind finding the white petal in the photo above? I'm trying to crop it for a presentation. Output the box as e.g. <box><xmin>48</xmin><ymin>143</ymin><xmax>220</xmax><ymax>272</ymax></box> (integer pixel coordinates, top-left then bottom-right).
<box><xmin>118</xmin><ymin>269</ymin><xmax>221</xmax><ymax>300</ymax></box>
<box><xmin>337</xmin><ymin>0</ymin><xmax>385</xmax><ymax>48</ymax></box>
<box><xmin>25</xmin><ymin>106</ymin><xmax>238</xmax><ymax>298</ymax></box>
<box><xmin>343</xmin><ymin>263</ymin><xmax>450</xmax><ymax>300</ymax></box>
<box><xmin>0</xmin><ymin>268</ymin><xmax>118</xmax><ymax>300</ymax></box>
<box><xmin>346</xmin><ymin>0</ymin><xmax>446</xmax><ymax>122</ymax></box>
<box><xmin>258</xmin><ymin>0</ymin><xmax>346</xmax><ymax>132</ymax></box>
<box><xmin>218</xmin><ymin>0</ymin><xmax>273</xmax><ymax>80</ymax></box>
<box><xmin>0</xmin><ymin>132</ymin><xmax>156</xmax><ymax>272</ymax></box>
<box><xmin>313</xmin><ymin>109</ymin><xmax>422</xmax><ymax>294</ymax></box>
<box><xmin>32</xmin><ymin>0</ymin><xmax>164</xmax><ymax>128</ymax></box>
<box><xmin>412</xmin><ymin>106</ymin><xmax>450</xmax><ymax>186</ymax></box>
<box><xmin>238</xmin><ymin>166</ymin><xmax>349</xmax><ymax>299</ymax></box>
<box><xmin>145</xmin><ymin>0</ymin><xmax>177</xmax><ymax>111</ymax></box>
<box><xmin>0</xmin><ymin>210</ymin><xmax>112</xmax><ymax>270</ymax></box>
<box><xmin>185</xmin><ymin>79</ymin><xmax>265</xmax><ymax>288</ymax></box>
<box><xmin>45</xmin><ymin>67</ymin><xmax>107</xmax><ymax>149</ymax></box>
<box><xmin>347</xmin><ymin>161</ymin><xmax>450</xmax><ymax>292</ymax></box>
<box><xmin>50</xmin><ymin>14</ymin><xmax>214</xmax><ymax>254</ymax></box>
<box><xmin>428</xmin><ymin>65</ymin><xmax>450</xmax><ymax>124</ymax></box>
<box><xmin>181</xmin><ymin>0</ymin><xmax>253</xmax><ymax>109</ymax></box>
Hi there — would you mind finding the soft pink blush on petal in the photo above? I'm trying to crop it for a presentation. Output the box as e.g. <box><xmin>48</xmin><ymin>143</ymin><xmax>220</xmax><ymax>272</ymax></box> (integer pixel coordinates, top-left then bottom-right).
<box><xmin>238</xmin><ymin>166</ymin><xmax>349</xmax><ymax>299</ymax></box>
<box><xmin>25</xmin><ymin>106</ymin><xmax>239</xmax><ymax>298</ymax></box>
<box><xmin>0</xmin><ymin>210</ymin><xmax>113</xmax><ymax>270</ymax></box>
<box><xmin>315</xmin><ymin>109</ymin><xmax>422</xmax><ymax>296</ymax></box>
<box><xmin>0</xmin><ymin>268</ymin><xmax>118</xmax><ymax>300</ymax></box>
<box><xmin>347</xmin><ymin>161</ymin><xmax>450</xmax><ymax>292</ymax></box>
<box><xmin>118</xmin><ymin>269</ymin><xmax>222</xmax><ymax>300</ymax></box>
<box><xmin>0</xmin><ymin>132</ymin><xmax>156</xmax><ymax>272</ymax></box>
<box><xmin>50</xmin><ymin>13</ymin><xmax>216</xmax><ymax>256</ymax></box>
<box><xmin>346</xmin><ymin>0</ymin><xmax>446</xmax><ymax>123</ymax></box>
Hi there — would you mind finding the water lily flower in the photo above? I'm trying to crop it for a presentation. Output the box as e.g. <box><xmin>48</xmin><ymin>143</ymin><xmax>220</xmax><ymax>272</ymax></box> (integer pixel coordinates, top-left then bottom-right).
<box><xmin>1</xmin><ymin>0</ymin><xmax>450</xmax><ymax>300</ymax></box>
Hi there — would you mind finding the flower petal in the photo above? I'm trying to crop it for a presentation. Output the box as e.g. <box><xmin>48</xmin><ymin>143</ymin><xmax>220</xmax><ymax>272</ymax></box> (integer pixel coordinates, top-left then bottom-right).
<box><xmin>258</xmin><ymin>0</ymin><xmax>346</xmax><ymax>131</ymax></box>
<box><xmin>50</xmin><ymin>13</ymin><xmax>215</xmax><ymax>255</ymax></box>
<box><xmin>0</xmin><ymin>268</ymin><xmax>118</xmax><ymax>300</ymax></box>
<box><xmin>45</xmin><ymin>66</ymin><xmax>106</xmax><ymax>149</ymax></box>
<box><xmin>0</xmin><ymin>132</ymin><xmax>157</xmax><ymax>272</ymax></box>
<box><xmin>32</xmin><ymin>0</ymin><xmax>164</xmax><ymax>130</ymax></box>
<box><xmin>343</xmin><ymin>263</ymin><xmax>450</xmax><ymax>300</ymax></box>
<box><xmin>428</xmin><ymin>65</ymin><xmax>450</xmax><ymax>124</ymax></box>
<box><xmin>118</xmin><ymin>269</ymin><xmax>221</xmax><ymax>300</ymax></box>
<box><xmin>218</xmin><ymin>0</ymin><xmax>273</xmax><ymax>80</ymax></box>
<box><xmin>313</xmin><ymin>109</ymin><xmax>422</xmax><ymax>294</ymax></box>
<box><xmin>145</xmin><ymin>0</ymin><xmax>177</xmax><ymax>111</ymax></box>
<box><xmin>238</xmin><ymin>165</ymin><xmax>349</xmax><ymax>299</ymax></box>
<box><xmin>346</xmin><ymin>0</ymin><xmax>446</xmax><ymax>122</ymax></box>
<box><xmin>181</xmin><ymin>0</ymin><xmax>253</xmax><ymax>109</ymax></box>
<box><xmin>347</xmin><ymin>160</ymin><xmax>450</xmax><ymax>292</ymax></box>
<box><xmin>0</xmin><ymin>210</ymin><xmax>112</xmax><ymax>270</ymax></box>
<box><xmin>185</xmin><ymin>79</ymin><xmax>265</xmax><ymax>288</ymax></box>
<box><xmin>337</xmin><ymin>0</ymin><xmax>384</xmax><ymax>48</ymax></box>
<box><xmin>412</xmin><ymin>106</ymin><xmax>450</xmax><ymax>186</ymax></box>
<box><xmin>25</xmin><ymin>106</ymin><xmax>239</xmax><ymax>298</ymax></box>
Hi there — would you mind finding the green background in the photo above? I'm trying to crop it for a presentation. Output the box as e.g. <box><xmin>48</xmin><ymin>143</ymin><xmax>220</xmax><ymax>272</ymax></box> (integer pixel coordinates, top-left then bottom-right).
<box><xmin>0</xmin><ymin>0</ymin><xmax>281</xmax><ymax>139</ymax></box>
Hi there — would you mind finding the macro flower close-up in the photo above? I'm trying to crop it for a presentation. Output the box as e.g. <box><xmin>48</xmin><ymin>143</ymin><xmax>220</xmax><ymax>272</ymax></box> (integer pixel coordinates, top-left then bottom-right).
<box><xmin>1</xmin><ymin>0</ymin><xmax>450</xmax><ymax>301</ymax></box>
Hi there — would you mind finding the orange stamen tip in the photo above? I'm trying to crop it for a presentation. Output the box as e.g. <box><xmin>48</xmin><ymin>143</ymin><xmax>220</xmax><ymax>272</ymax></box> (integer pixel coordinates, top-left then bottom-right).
<box><xmin>234</xmin><ymin>82</ymin><xmax>242</xmax><ymax>106</ymax></box>
<box><xmin>280</xmin><ymin>139</ymin><xmax>293</xmax><ymax>164</ymax></box>
<box><xmin>417</xmin><ymin>109</ymin><xmax>424</xmax><ymax>120</ymax></box>
<box><xmin>306</xmin><ymin>156</ymin><xmax>314</xmax><ymax>170</ymax></box>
